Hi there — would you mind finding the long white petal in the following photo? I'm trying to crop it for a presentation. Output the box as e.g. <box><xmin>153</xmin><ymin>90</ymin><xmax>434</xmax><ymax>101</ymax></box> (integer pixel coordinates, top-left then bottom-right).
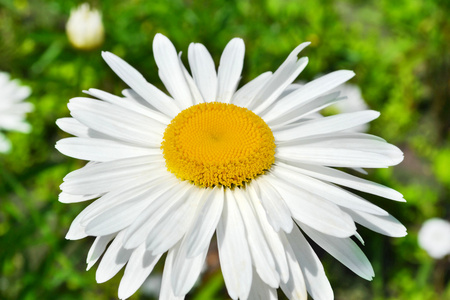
<box><xmin>68</xmin><ymin>98</ymin><xmax>164</xmax><ymax>146</ymax></box>
<box><xmin>101</xmin><ymin>51</ymin><xmax>180</xmax><ymax>117</ymax></box>
<box><xmin>279</xmin><ymin>233</ymin><xmax>307</xmax><ymax>300</ymax></box>
<box><xmin>252</xmin><ymin>43</ymin><xmax>310</xmax><ymax>114</ymax></box>
<box><xmin>248</xmin><ymin>185</ymin><xmax>290</xmax><ymax>283</ymax></box>
<box><xmin>159</xmin><ymin>244</ymin><xmax>185</xmax><ymax>300</ymax></box>
<box><xmin>172</xmin><ymin>240</ymin><xmax>208</xmax><ymax>296</ymax></box>
<box><xmin>248</xmin><ymin>268</ymin><xmax>278</xmax><ymax>300</ymax></box>
<box><xmin>85</xmin><ymin>88</ymin><xmax>171</xmax><ymax>124</ymax></box>
<box><xmin>276</xmin><ymin>146</ymin><xmax>400</xmax><ymax>168</ymax></box>
<box><xmin>217</xmin><ymin>189</ymin><xmax>252</xmax><ymax>299</ymax></box>
<box><xmin>185</xmin><ymin>187</ymin><xmax>224</xmax><ymax>258</ymax></box>
<box><xmin>234</xmin><ymin>188</ymin><xmax>279</xmax><ymax>288</ymax></box>
<box><xmin>253</xmin><ymin>178</ymin><xmax>294</xmax><ymax>232</ymax></box>
<box><xmin>232</xmin><ymin>71</ymin><xmax>272</xmax><ymax>108</ymax></box>
<box><xmin>118</xmin><ymin>244</ymin><xmax>162</xmax><ymax>300</ymax></box>
<box><xmin>263</xmin><ymin>70</ymin><xmax>355</xmax><ymax>123</ymax></box>
<box><xmin>300</xmin><ymin>223</ymin><xmax>375</xmax><ymax>280</ymax></box>
<box><xmin>343</xmin><ymin>208</ymin><xmax>407</xmax><ymax>237</ymax></box>
<box><xmin>56</xmin><ymin>137</ymin><xmax>159</xmax><ymax>162</ymax></box>
<box><xmin>122</xmin><ymin>181</ymin><xmax>190</xmax><ymax>249</ymax></box>
<box><xmin>216</xmin><ymin>38</ymin><xmax>245</xmax><ymax>103</ymax></box>
<box><xmin>60</xmin><ymin>156</ymin><xmax>164</xmax><ymax>195</ymax></box>
<box><xmin>272</xmin><ymin>164</ymin><xmax>388</xmax><ymax>215</ymax></box>
<box><xmin>188</xmin><ymin>42</ymin><xmax>217</xmax><ymax>102</ymax></box>
<box><xmin>96</xmin><ymin>231</ymin><xmax>132</xmax><ymax>283</ymax></box>
<box><xmin>276</xmin><ymin>162</ymin><xmax>405</xmax><ymax>201</ymax></box>
<box><xmin>153</xmin><ymin>33</ymin><xmax>193</xmax><ymax>109</ymax></box>
<box><xmin>273</xmin><ymin>110</ymin><xmax>380</xmax><ymax>142</ymax></box>
<box><xmin>178</xmin><ymin>52</ymin><xmax>204</xmax><ymax>105</ymax></box>
<box><xmin>286</xmin><ymin>226</ymin><xmax>334</xmax><ymax>300</ymax></box>
<box><xmin>86</xmin><ymin>234</ymin><xmax>115</xmax><ymax>270</ymax></box>
<box><xmin>268</xmin><ymin>174</ymin><xmax>356</xmax><ymax>238</ymax></box>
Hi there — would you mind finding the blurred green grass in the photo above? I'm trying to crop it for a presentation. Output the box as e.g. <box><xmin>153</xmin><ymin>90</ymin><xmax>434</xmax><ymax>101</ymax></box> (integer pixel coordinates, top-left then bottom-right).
<box><xmin>0</xmin><ymin>0</ymin><xmax>449</xmax><ymax>299</ymax></box>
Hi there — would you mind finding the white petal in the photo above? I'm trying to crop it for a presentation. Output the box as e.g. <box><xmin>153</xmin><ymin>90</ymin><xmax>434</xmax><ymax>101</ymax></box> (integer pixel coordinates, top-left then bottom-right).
<box><xmin>216</xmin><ymin>189</ymin><xmax>252</xmax><ymax>299</ymax></box>
<box><xmin>178</xmin><ymin>52</ymin><xmax>204</xmax><ymax>105</ymax></box>
<box><xmin>65</xmin><ymin>209</ymin><xmax>88</xmax><ymax>240</ymax></box>
<box><xmin>272</xmin><ymin>164</ymin><xmax>388</xmax><ymax>215</ymax></box>
<box><xmin>253</xmin><ymin>178</ymin><xmax>294</xmax><ymax>233</ymax></box>
<box><xmin>188</xmin><ymin>42</ymin><xmax>217</xmax><ymax>102</ymax></box>
<box><xmin>101</xmin><ymin>51</ymin><xmax>180</xmax><ymax>117</ymax></box>
<box><xmin>68</xmin><ymin>98</ymin><xmax>164</xmax><ymax>146</ymax></box>
<box><xmin>234</xmin><ymin>188</ymin><xmax>279</xmax><ymax>288</ymax></box>
<box><xmin>59</xmin><ymin>192</ymin><xmax>101</xmax><ymax>203</ymax></box>
<box><xmin>172</xmin><ymin>239</ymin><xmax>208</xmax><ymax>296</ymax></box>
<box><xmin>343</xmin><ymin>208</ymin><xmax>407</xmax><ymax>237</ymax></box>
<box><xmin>267</xmin><ymin>91</ymin><xmax>343</xmax><ymax>128</ymax></box>
<box><xmin>56</xmin><ymin>137</ymin><xmax>160</xmax><ymax>162</ymax></box>
<box><xmin>252</xmin><ymin>43</ymin><xmax>310</xmax><ymax>114</ymax></box>
<box><xmin>145</xmin><ymin>185</ymin><xmax>198</xmax><ymax>255</ymax></box>
<box><xmin>277</xmin><ymin>162</ymin><xmax>405</xmax><ymax>201</ymax></box>
<box><xmin>56</xmin><ymin>117</ymin><xmax>90</xmax><ymax>137</ymax></box>
<box><xmin>248</xmin><ymin>268</ymin><xmax>278</xmax><ymax>300</ymax></box>
<box><xmin>231</xmin><ymin>71</ymin><xmax>272</xmax><ymax>108</ymax></box>
<box><xmin>279</xmin><ymin>233</ymin><xmax>307</xmax><ymax>300</ymax></box>
<box><xmin>247</xmin><ymin>185</ymin><xmax>290</xmax><ymax>283</ymax></box>
<box><xmin>273</xmin><ymin>110</ymin><xmax>380</xmax><ymax>142</ymax></box>
<box><xmin>185</xmin><ymin>187</ymin><xmax>224</xmax><ymax>258</ymax></box>
<box><xmin>96</xmin><ymin>231</ymin><xmax>132</xmax><ymax>283</ymax></box>
<box><xmin>118</xmin><ymin>244</ymin><xmax>162</xmax><ymax>299</ymax></box>
<box><xmin>87</xmin><ymin>234</ymin><xmax>115</xmax><ymax>270</ymax></box>
<box><xmin>286</xmin><ymin>226</ymin><xmax>334</xmax><ymax>300</ymax></box>
<box><xmin>86</xmin><ymin>88</ymin><xmax>171</xmax><ymax>125</ymax></box>
<box><xmin>276</xmin><ymin>146</ymin><xmax>400</xmax><ymax>168</ymax></box>
<box><xmin>216</xmin><ymin>38</ymin><xmax>245</xmax><ymax>103</ymax></box>
<box><xmin>85</xmin><ymin>179</ymin><xmax>180</xmax><ymax>236</ymax></box>
<box><xmin>300</xmin><ymin>223</ymin><xmax>374</xmax><ymax>280</ymax></box>
<box><xmin>153</xmin><ymin>33</ymin><xmax>193</xmax><ymax>109</ymax></box>
<box><xmin>122</xmin><ymin>181</ymin><xmax>190</xmax><ymax>250</ymax></box>
<box><xmin>159</xmin><ymin>244</ymin><xmax>185</xmax><ymax>300</ymax></box>
<box><xmin>60</xmin><ymin>156</ymin><xmax>164</xmax><ymax>195</ymax></box>
<box><xmin>268</xmin><ymin>174</ymin><xmax>356</xmax><ymax>238</ymax></box>
<box><xmin>263</xmin><ymin>70</ymin><xmax>355</xmax><ymax>123</ymax></box>
<box><xmin>79</xmin><ymin>176</ymin><xmax>177</xmax><ymax>230</ymax></box>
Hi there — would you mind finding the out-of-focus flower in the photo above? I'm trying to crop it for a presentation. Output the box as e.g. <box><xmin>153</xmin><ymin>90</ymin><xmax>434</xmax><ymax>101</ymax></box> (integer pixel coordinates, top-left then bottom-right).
<box><xmin>418</xmin><ymin>218</ymin><xmax>450</xmax><ymax>259</ymax></box>
<box><xmin>56</xmin><ymin>34</ymin><xmax>406</xmax><ymax>299</ymax></box>
<box><xmin>0</xmin><ymin>72</ymin><xmax>33</xmax><ymax>153</ymax></box>
<box><xmin>66</xmin><ymin>3</ymin><xmax>104</xmax><ymax>51</ymax></box>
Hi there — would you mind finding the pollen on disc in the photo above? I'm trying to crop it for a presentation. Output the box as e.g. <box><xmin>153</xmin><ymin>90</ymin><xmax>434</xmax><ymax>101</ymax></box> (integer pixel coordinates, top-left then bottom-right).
<box><xmin>161</xmin><ymin>102</ymin><xmax>276</xmax><ymax>188</ymax></box>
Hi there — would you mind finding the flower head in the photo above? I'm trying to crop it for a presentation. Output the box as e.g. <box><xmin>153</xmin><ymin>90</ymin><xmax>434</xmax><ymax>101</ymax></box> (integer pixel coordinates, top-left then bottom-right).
<box><xmin>56</xmin><ymin>34</ymin><xmax>406</xmax><ymax>299</ymax></box>
<box><xmin>418</xmin><ymin>218</ymin><xmax>450</xmax><ymax>259</ymax></box>
<box><xmin>66</xmin><ymin>3</ymin><xmax>104</xmax><ymax>51</ymax></box>
<box><xmin>0</xmin><ymin>72</ymin><xmax>33</xmax><ymax>153</ymax></box>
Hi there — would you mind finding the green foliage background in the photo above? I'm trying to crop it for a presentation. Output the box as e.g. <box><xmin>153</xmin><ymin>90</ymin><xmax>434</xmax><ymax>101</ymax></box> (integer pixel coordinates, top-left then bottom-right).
<box><xmin>0</xmin><ymin>0</ymin><xmax>449</xmax><ymax>299</ymax></box>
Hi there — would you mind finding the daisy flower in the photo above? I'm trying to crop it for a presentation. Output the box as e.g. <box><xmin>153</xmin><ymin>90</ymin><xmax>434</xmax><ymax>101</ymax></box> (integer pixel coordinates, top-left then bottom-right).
<box><xmin>0</xmin><ymin>72</ymin><xmax>33</xmax><ymax>153</ymax></box>
<box><xmin>418</xmin><ymin>218</ymin><xmax>450</xmax><ymax>259</ymax></box>
<box><xmin>56</xmin><ymin>34</ymin><xmax>406</xmax><ymax>299</ymax></box>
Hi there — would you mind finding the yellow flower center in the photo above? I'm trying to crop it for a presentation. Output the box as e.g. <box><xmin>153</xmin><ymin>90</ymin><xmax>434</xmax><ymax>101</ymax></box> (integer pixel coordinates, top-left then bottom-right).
<box><xmin>161</xmin><ymin>102</ymin><xmax>275</xmax><ymax>188</ymax></box>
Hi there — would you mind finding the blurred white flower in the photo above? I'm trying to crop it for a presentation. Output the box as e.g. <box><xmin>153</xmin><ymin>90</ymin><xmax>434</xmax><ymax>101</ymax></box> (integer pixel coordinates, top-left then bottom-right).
<box><xmin>0</xmin><ymin>72</ymin><xmax>33</xmax><ymax>153</ymax></box>
<box><xmin>66</xmin><ymin>3</ymin><xmax>104</xmax><ymax>51</ymax></box>
<box><xmin>418</xmin><ymin>218</ymin><xmax>450</xmax><ymax>259</ymax></box>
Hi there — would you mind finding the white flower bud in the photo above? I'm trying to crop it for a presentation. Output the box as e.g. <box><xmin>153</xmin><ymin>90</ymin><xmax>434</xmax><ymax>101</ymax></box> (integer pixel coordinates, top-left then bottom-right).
<box><xmin>66</xmin><ymin>3</ymin><xmax>104</xmax><ymax>50</ymax></box>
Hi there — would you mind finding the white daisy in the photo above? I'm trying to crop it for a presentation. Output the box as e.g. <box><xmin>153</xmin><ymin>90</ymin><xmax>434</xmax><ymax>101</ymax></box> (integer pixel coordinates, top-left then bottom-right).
<box><xmin>0</xmin><ymin>72</ymin><xmax>33</xmax><ymax>153</ymax></box>
<box><xmin>56</xmin><ymin>34</ymin><xmax>407</xmax><ymax>300</ymax></box>
<box><xmin>418</xmin><ymin>218</ymin><xmax>450</xmax><ymax>259</ymax></box>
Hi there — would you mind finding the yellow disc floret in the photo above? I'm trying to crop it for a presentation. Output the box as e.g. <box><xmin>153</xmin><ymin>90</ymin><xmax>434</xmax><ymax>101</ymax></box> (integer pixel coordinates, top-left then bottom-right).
<box><xmin>161</xmin><ymin>102</ymin><xmax>275</xmax><ymax>188</ymax></box>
